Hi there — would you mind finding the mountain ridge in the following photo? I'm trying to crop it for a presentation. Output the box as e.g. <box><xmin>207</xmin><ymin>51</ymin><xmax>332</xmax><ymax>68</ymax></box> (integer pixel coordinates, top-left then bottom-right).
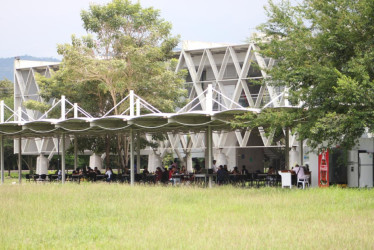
<box><xmin>0</xmin><ymin>55</ymin><xmax>60</xmax><ymax>82</ymax></box>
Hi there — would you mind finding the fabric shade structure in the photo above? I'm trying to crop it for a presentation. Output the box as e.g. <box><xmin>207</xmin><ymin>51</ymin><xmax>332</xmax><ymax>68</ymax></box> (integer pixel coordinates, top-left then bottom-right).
<box><xmin>0</xmin><ymin>84</ymin><xmax>271</xmax><ymax>185</ymax></box>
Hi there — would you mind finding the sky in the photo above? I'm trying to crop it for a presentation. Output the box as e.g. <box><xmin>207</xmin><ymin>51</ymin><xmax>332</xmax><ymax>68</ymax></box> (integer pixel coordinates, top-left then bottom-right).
<box><xmin>0</xmin><ymin>0</ymin><xmax>271</xmax><ymax>58</ymax></box>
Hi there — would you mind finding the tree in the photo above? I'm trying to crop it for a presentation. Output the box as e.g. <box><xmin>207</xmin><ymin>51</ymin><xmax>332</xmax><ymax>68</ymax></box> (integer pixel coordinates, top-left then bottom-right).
<box><xmin>235</xmin><ymin>0</ymin><xmax>374</xmax><ymax>150</ymax></box>
<box><xmin>0</xmin><ymin>79</ymin><xmax>18</xmax><ymax>174</ymax></box>
<box><xmin>25</xmin><ymin>0</ymin><xmax>187</xmax><ymax>169</ymax></box>
<box><xmin>53</xmin><ymin>0</ymin><xmax>186</xmax><ymax>115</ymax></box>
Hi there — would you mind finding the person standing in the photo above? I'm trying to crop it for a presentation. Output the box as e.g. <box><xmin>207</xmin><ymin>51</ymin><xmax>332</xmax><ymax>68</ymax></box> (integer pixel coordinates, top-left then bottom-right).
<box><xmin>212</xmin><ymin>160</ymin><xmax>218</xmax><ymax>173</ymax></box>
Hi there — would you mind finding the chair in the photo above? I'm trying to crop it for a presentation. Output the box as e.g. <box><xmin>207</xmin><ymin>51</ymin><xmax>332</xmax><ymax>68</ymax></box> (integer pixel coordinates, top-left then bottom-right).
<box><xmin>278</xmin><ymin>171</ymin><xmax>292</xmax><ymax>189</ymax></box>
<box><xmin>40</xmin><ymin>174</ymin><xmax>47</xmax><ymax>182</ymax></box>
<box><xmin>297</xmin><ymin>176</ymin><xmax>310</xmax><ymax>189</ymax></box>
<box><xmin>33</xmin><ymin>174</ymin><xmax>40</xmax><ymax>182</ymax></box>
<box><xmin>26</xmin><ymin>174</ymin><xmax>31</xmax><ymax>182</ymax></box>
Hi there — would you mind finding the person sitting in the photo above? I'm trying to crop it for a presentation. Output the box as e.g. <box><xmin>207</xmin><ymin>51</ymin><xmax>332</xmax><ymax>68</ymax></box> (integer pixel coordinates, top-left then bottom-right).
<box><xmin>105</xmin><ymin>167</ymin><xmax>113</xmax><ymax>182</ymax></box>
<box><xmin>223</xmin><ymin>165</ymin><xmax>228</xmax><ymax>173</ymax></box>
<box><xmin>266</xmin><ymin>167</ymin><xmax>276</xmax><ymax>186</ymax></box>
<box><xmin>142</xmin><ymin>166</ymin><xmax>149</xmax><ymax>176</ymax></box>
<box><xmin>292</xmin><ymin>164</ymin><xmax>308</xmax><ymax>186</ymax></box>
<box><xmin>180</xmin><ymin>166</ymin><xmax>187</xmax><ymax>174</ymax></box>
<box><xmin>155</xmin><ymin>167</ymin><xmax>163</xmax><ymax>182</ymax></box>
<box><xmin>267</xmin><ymin>167</ymin><xmax>275</xmax><ymax>175</ymax></box>
<box><xmin>169</xmin><ymin>166</ymin><xmax>180</xmax><ymax>185</ymax></box>
<box><xmin>231</xmin><ymin>166</ymin><xmax>241</xmax><ymax>175</ymax></box>
<box><xmin>94</xmin><ymin>167</ymin><xmax>101</xmax><ymax>175</ymax></box>
<box><xmin>217</xmin><ymin>165</ymin><xmax>227</xmax><ymax>185</ymax></box>
<box><xmin>193</xmin><ymin>164</ymin><xmax>202</xmax><ymax>174</ymax></box>
<box><xmin>241</xmin><ymin>165</ymin><xmax>249</xmax><ymax>175</ymax></box>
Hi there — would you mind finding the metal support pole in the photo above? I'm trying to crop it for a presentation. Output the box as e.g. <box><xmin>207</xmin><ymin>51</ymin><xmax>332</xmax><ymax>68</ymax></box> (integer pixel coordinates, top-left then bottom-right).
<box><xmin>136</xmin><ymin>132</ymin><xmax>140</xmax><ymax>174</ymax></box>
<box><xmin>299</xmin><ymin>138</ymin><xmax>303</xmax><ymax>166</ymax></box>
<box><xmin>73</xmin><ymin>103</ymin><xmax>78</xmax><ymax>118</ymax></box>
<box><xmin>208</xmin><ymin>125</ymin><xmax>213</xmax><ymax>188</ymax></box>
<box><xmin>285</xmin><ymin>127</ymin><xmax>290</xmax><ymax>169</ymax></box>
<box><xmin>130</xmin><ymin>129</ymin><xmax>135</xmax><ymax>186</ymax></box>
<box><xmin>136</xmin><ymin>99</ymin><xmax>140</xmax><ymax>117</ymax></box>
<box><xmin>130</xmin><ymin>90</ymin><xmax>134</xmax><ymax>117</ymax></box>
<box><xmin>61</xmin><ymin>133</ymin><xmax>66</xmax><ymax>184</ymax></box>
<box><xmin>0</xmin><ymin>100</ymin><xmax>4</xmax><ymax>123</ymax></box>
<box><xmin>61</xmin><ymin>95</ymin><xmax>65</xmax><ymax>120</ymax></box>
<box><xmin>0</xmin><ymin>135</ymin><xmax>4</xmax><ymax>184</ymax></box>
<box><xmin>206</xmin><ymin>84</ymin><xmax>213</xmax><ymax>114</ymax></box>
<box><xmin>74</xmin><ymin>135</ymin><xmax>78</xmax><ymax>171</ymax></box>
<box><xmin>18</xmin><ymin>135</ymin><xmax>22</xmax><ymax>184</ymax></box>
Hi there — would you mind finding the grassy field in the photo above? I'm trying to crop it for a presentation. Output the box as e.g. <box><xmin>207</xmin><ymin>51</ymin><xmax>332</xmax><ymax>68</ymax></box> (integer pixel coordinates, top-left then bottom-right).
<box><xmin>0</xmin><ymin>181</ymin><xmax>373</xmax><ymax>249</ymax></box>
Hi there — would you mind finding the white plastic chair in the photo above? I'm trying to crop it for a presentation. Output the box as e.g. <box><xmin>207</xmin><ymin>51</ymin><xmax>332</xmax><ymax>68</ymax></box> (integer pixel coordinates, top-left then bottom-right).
<box><xmin>297</xmin><ymin>176</ymin><xmax>310</xmax><ymax>189</ymax></box>
<box><xmin>278</xmin><ymin>171</ymin><xmax>292</xmax><ymax>189</ymax></box>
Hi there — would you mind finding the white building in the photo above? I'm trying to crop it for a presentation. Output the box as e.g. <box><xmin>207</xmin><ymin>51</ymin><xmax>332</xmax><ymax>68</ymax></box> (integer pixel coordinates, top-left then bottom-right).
<box><xmin>13</xmin><ymin>41</ymin><xmax>373</xmax><ymax>187</ymax></box>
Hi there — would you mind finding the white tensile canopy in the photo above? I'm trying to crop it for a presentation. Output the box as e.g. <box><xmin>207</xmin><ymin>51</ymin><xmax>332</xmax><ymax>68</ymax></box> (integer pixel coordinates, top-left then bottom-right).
<box><xmin>0</xmin><ymin>84</ymin><xmax>288</xmax><ymax>186</ymax></box>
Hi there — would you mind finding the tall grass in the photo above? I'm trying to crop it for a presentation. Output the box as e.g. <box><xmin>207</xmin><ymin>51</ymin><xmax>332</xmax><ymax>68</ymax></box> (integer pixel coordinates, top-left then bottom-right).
<box><xmin>0</xmin><ymin>183</ymin><xmax>373</xmax><ymax>249</ymax></box>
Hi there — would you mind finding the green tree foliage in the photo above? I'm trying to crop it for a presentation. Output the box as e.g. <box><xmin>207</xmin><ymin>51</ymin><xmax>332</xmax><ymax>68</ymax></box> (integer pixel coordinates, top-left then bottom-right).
<box><xmin>0</xmin><ymin>79</ymin><xmax>18</xmax><ymax>172</ymax></box>
<box><xmin>36</xmin><ymin>0</ymin><xmax>186</xmax><ymax>116</ymax></box>
<box><xmin>24</xmin><ymin>0</ymin><xmax>187</xmax><ymax>169</ymax></box>
<box><xmin>235</xmin><ymin>0</ymin><xmax>374</xmax><ymax>149</ymax></box>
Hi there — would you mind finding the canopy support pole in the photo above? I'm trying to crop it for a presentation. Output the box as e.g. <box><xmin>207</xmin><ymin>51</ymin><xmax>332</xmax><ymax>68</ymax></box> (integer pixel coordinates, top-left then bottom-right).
<box><xmin>207</xmin><ymin>125</ymin><xmax>213</xmax><ymax>188</ymax></box>
<box><xmin>18</xmin><ymin>135</ymin><xmax>22</xmax><ymax>184</ymax></box>
<box><xmin>299</xmin><ymin>138</ymin><xmax>303</xmax><ymax>166</ymax></box>
<box><xmin>0</xmin><ymin>135</ymin><xmax>4</xmax><ymax>184</ymax></box>
<box><xmin>74</xmin><ymin>135</ymin><xmax>78</xmax><ymax>171</ymax></box>
<box><xmin>61</xmin><ymin>133</ymin><xmax>66</xmax><ymax>184</ymax></box>
<box><xmin>136</xmin><ymin>132</ymin><xmax>140</xmax><ymax>174</ymax></box>
<box><xmin>130</xmin><ymin>129</ymin><xmax>135</xmax><ymax>186</ymax></box>
<box><xmin>285</xmin><ymin>127</ymin><xmax>290</xmax><ymax>169</ymax></box>
<box><xmin>206</xmin><ymin>84</ymin><xmax>213</xmax><ymax>188</ymax></box>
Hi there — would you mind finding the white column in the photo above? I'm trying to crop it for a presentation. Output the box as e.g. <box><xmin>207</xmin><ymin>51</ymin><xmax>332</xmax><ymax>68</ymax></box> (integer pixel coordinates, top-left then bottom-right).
<box><xmin>136</xmin><ymin>132</ymin><xmax>140</xmax><ymax>174</ymax></box>
<box><xmin>74</xmin><ymin>135</ymin><xmax>78</xmax><ymax>170</ymax></box>
<box><xmin>36</xmin><ymin>154</ymin><xmax>48</xmax><ymax>175</ymax></box>
<box><xmin>0</xmin><ymin>135</ymin><xmax>4</xmax><ymax>184</ymax></box>
<box><xmin>18</xmin><ymin>135</ymin><xmax>22</xmax><ymax>184</ymax></box>
<box><xmin>61</xmin><ymin>95</ymin><xmax>66</xmax><ymax>120</ymax></box>
<box><xmin>289</xmin><ymin>147</ymin><xmax>300</xmax><ymax>169</ymax></box>
<box><xmin>130</xmin><ymin>129</ymin><xmax>135</xmax><ymax>186</ymax></box>
<box><xmin>61</xmin><ymin>133</ymin><xmax>66</xmax><ymax>184</ymax></box>
<box><xmin>186</xmin><ymin>152</ymin><xmax>193</xmax><ymax>173</ymax></box>
<box><xmin>148</xmin><ymin>151</ymin><xmax>161</xmax><ymax>173</ymax></box>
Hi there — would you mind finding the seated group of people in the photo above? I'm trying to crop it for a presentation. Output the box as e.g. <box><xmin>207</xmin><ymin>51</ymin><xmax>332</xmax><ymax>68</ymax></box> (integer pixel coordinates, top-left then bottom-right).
<box><xmin>71</xmin><ymin>166</ymin><xmax>102</xmax><ymax>176</ymax></box>
<box><xmin>154</xmin><ymin>165</ymin><xmax>188</xmax><ymax>183</ymax></box>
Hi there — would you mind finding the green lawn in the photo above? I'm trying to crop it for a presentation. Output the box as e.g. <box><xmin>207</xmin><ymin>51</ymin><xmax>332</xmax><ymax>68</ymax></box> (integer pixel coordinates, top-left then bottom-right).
<box><xmin>0</xmin><ymin>182</ymin><xmax>373</xmax><ymax>249</ymax></box>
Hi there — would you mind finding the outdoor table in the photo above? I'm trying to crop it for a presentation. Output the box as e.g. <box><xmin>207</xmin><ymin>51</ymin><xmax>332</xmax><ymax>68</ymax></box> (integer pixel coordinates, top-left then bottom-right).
<box><xmin>194</xmin><ymin>174</ymin><xmax>216</xmax><ymax>186</ymax></box>
<box><xmin>49</xmin><ymin>174</ymin><xmax>59</xmax><ymax>182</ymax></box>
<box><xmin>96</xmin><ymin>174</ymin><xmax>105</xmax><ymax>181</ymax></box>
<box><xmin>144</xmin><ymin>174</ymin><xmax>156</xmax><ymax>183</ymax></box>
<box><xmin>71</xmin><ymin>174</ymin><xmax>82</xmax><ymax>183</ymax></box>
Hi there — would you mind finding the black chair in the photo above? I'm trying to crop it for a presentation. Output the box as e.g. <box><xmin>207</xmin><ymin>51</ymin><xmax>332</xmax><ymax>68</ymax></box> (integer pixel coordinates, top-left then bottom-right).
<box><xmin>26</xmin><ymin>174</ymin><xmax>31</xmax><ymax>182</ymax></box>
<box><xmin>161</xmin><ymin>170</ymin><xmax>169</xmax><ymax>184</ymax></box>
<box><xmin>88</xmin><ymin>172</ymin><xmax>97</xmax><ymax>182</ymax></box>
<box><xmin>40</xmin><ymin>174</ymin><xmax>47</xmax><ymax>182</ymax></box>
<box><xmin>33</xmin><ymin>174</ymin><xmax>40</xmax><ymax>182</ymax></box>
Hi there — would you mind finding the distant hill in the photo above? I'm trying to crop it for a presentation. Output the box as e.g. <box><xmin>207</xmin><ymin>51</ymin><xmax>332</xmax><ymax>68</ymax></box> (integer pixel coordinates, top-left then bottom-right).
<box><xmin>0</xmin><ymin>56</ymin><xmax>60</xmax><ymax>82</ymax></box>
